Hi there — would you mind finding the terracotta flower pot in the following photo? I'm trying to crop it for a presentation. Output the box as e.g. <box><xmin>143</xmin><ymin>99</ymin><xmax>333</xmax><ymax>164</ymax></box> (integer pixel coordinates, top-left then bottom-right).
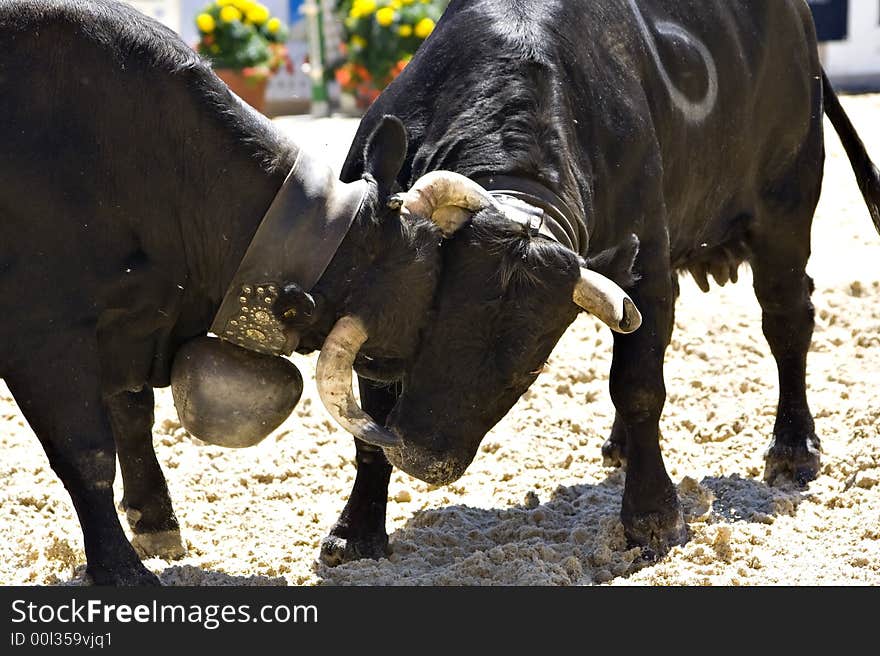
<box><xmin>214</xmin><ymin>68</ymin><xmax>269</xmax><ymax>114</ymax></box>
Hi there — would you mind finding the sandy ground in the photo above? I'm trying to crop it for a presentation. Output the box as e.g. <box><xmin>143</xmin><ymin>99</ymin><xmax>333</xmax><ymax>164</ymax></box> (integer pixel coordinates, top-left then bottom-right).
<box><xmin>2</xmin><ymin>95</ymin><xmax>879</xmax><ymax>587</ymax></box>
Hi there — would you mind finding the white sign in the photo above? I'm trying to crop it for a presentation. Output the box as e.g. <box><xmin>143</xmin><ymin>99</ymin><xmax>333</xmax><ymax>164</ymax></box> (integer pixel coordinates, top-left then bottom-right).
<box><xmin>820</xmin><ymin>1</ymin><xmax>880</xmax><ymax>80</ymax></box>
<box><xmin>123</xmin><ymin>0</ymin><xmax>182</xmax><ymax>34</ymax></box>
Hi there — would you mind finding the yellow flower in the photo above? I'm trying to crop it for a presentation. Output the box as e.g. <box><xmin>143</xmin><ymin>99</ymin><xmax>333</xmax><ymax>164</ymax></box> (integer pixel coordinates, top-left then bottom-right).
<box><xmin>376</xmin><ymin>7</ymin><xmax>395</xmax><ymax>27</ymax></box>
<box><xmin>196</xmin><ymin>13</ymin><xmax>216</xmax><ymax>33</ymax></box>
<box><xmin>351</xmin><ymin>35</ymin><xmax>368</xmax><ymax>49</ymax></box>
<box><xmin>217</xmin><ymin>0</ymin><xmax>236</xmax><ymax>6</ymax></box>
<box><xmin>234</xmin><ymin>0</ymin><xmax>254</xmax><ymax>11</ymax></box>
<box><xmin>402</xmin><ymin>0</ymin><xmax>414</xmax><ymax>4</ymax></box>
<box><xmin>390</xmin><ymin>0</ymin><xmax>402</xmax><ymax>8</ymax></box>
<box><xmin>353</xmin><ymin>0</ymin><xmax>377</xmax><ymax>17</ymax></box>
<box><xmin>220</xmin><ymin>5</ymin><xmax>242</xmax><ymax>22</ymax></box>
<box><xmin>266</xmin><ymin>17</ymin><xmax>282</xmax><ymax>34</ymax></box>
<box><xmin>246</xmin><ymin>4</ymin><xmax>270</xmax><ymax>24</ymax></box>
<box><xmin>414</xmin><ymin>17</ymin><xmax>435</xmax><ymax>38</ymax></box>
<box><xmin>398</xmin><ymin>24</ymin><xmax>412</xmax><ymax>37</ymax></box>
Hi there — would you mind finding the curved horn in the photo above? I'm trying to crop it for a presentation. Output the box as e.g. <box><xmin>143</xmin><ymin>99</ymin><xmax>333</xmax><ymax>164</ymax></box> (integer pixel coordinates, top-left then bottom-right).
<box><xmin>391</xmin><ymin>171</ymin><xmax>498</xmax><ymax>237</ymax></box>
<box><xmin>574</xmin><ymin>268</ymin><xmax>643</xmax><ymax>334</ymax></box>
<box><xmin>316</xmin><ymin>316</ymin><xmax>402</xmax><ymax>448</ymax></box>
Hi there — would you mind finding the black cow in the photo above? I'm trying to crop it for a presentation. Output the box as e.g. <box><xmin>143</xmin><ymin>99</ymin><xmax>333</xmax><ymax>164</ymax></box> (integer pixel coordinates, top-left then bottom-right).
<box><xmin>309</xmin><ymin>0</ymin><xmax>880</xmax><ymax>562</ymax></box>
<box><xmin>1</xmin><ymin>0</ymin><xmax>443</xmax><ymax>584</ymax></box>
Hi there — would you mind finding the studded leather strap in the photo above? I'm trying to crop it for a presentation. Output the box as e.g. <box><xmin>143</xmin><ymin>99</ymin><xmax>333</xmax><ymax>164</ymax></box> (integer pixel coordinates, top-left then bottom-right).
<box><xmin>211</xmin><ymin>150</ymin><xmax>369</xmax><ymax>356</ymax></box>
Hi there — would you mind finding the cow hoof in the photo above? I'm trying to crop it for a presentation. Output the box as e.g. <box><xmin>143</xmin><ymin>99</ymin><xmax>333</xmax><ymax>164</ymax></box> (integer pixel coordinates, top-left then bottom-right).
<box><xmin>319</xmin><ymin>534</ymin><xmax>390</xmax><ymax>567</ymax></box>
<box><xmin>622</xmin><ymin>507</ymin><xmax>688</xmax><ymax>560</ymax></box>
<box><xmin>601</xmin><ymin>438</ymin><xmax>627</xmax><ymax>469</ymax></box>
<box><xmin>123</xmin><ymin>506</ymin><xmax>184</xmax><ymax>559</ymax></box>
<box><xmin>131</xmin><ymin>530</ymin><xmax>186</xmax><ymax>560</ymax></box>
<box><xmin>85</xmin><ymin>563</ymin><xmax>161</xmax><ymax>586</ymax></box>
<box><xmin>763</xmin><ymin>437</ymin><xmax>821</xmax><ymax>487</ymax></box>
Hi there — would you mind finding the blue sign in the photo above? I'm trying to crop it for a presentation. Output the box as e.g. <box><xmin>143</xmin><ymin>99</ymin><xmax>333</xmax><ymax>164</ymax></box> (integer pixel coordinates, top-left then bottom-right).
<box><xmin>289</xmin><ymin>0</ymin><xmax>304</xmax><ymax>21</ymax></box>
<box><xmin>807</xmin><ymin>0</ymin><xmax>849</xmax><ymax>42</ymax></box>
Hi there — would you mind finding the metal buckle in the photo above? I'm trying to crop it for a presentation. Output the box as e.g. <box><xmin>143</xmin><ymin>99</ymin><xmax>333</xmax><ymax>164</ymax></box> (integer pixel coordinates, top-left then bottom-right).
<box><xmin>216</xmin><ymin>283</ymin><xmax>289</xmax><ymax>354</ymax></box>
<box><xmin>494</xmin><ymin>194</ymin><xmax>545</xmax><ymax>237</ymax></box>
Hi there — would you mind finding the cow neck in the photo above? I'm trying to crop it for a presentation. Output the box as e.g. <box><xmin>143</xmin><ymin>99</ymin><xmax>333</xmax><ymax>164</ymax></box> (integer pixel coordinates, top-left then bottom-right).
<box><xmin>210</xmin><ymin>149</ymin><xmax>369</xmax><ymax>356</ymax></box>
<box><xmin>475</xmin><ymin>175</ymin><xmax>588</xmax><ymax>255</ymax></box>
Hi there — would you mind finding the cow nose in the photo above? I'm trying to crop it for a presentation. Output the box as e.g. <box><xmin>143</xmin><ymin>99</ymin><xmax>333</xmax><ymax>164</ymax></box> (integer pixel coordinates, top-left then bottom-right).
<box><xmin>384</xmin><ymin>448</ymin><xmax>469</xmax><ymax>486</ymax></box>
<box><xmin>382</xmin><ymin>435</ymin><xmax>470</xmax><ymax>486</ymax></box>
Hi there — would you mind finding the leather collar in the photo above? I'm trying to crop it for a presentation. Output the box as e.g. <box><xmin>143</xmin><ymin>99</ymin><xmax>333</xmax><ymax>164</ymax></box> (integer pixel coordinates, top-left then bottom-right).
<box><xmin>211</xmin><ymin>150</ymin><xmax>369</xmax><ymax>356</ymax></box>
<box><xmin>475</xmin><ymin>175</ymin><xmax>587</xmax><ymax>254</ymax></box>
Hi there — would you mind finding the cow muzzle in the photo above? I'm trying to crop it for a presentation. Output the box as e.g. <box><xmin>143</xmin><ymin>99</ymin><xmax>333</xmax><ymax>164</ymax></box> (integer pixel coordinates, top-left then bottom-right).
<box><xmin>382</xmin><ymin>441</ymin><xmax>472</xmax><ymax>486</ymax></box>
<box><xmin>378</xmin><ymin>404</ymin><xmax>479</xmax><ymax>486</ymax></box>
<box><xmin>171</xmin><ymin>336</ymin><xmax>303</xmax><ymax>448</ymax></box>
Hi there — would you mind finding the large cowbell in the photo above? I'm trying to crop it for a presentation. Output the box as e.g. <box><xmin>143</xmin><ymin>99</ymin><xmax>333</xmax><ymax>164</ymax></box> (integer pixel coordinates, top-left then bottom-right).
<box><xmin>171</xmin><ymin>149</ymin><xmax>369</xmax><ymax>448</ymax></box>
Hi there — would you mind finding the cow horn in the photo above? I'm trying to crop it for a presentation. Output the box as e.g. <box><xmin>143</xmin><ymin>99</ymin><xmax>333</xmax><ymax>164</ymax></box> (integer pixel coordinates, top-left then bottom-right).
<box><xmin>574</xmin><ymin>268</ymin><xmax>643</xmax><ymax>334</ymax></box>
<box><xmin>391</xmin><ymin>171</ymin><xmax>498</xmax><ymax>237</ymax></box>
<box><xmin>315</xmin><ymin>315</ymin><xmax>402</xmax><ymax>447</ymax></box>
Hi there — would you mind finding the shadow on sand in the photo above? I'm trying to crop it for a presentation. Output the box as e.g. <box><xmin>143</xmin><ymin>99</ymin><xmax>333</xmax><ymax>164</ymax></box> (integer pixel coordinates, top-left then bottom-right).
<box><xmin>52</xmin><ymin>472</ymin><xmax>807</xmax><ymax>586</ymax></box>
<box><xmin>156</xmin><ymin>565</ymin><xmax>288</xmax><ymax>586</ymax></box>
<box><xmin>699</xmin><ymin>473</ymin><xmax>805</xmax><ymax>523</ymax></box>
<box><xmin>58</xmin><ymin>564</ymin><xmax>288</xmax><ymax>586</ymax></box>
<box><xmin>314</xmin><ymin>470</ymin><xmax>808</xmax><ymax>586</ymax></box>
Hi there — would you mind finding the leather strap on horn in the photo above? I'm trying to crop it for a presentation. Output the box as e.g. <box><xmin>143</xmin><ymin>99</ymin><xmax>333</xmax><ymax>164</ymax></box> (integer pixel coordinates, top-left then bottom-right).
<box><xmin>392</xmin><ymin>171</ymin><xmax>499</xmax><ymax>237</ymax></box>
<box><xmin>476</xmin><ymin>174</ymin><xmax>639</xmax><ymax>333</ymax></box>
<box><xmin>475</xmin><ymin>174</ymin><xmax>588</xmax><ymax>254</ymax></box>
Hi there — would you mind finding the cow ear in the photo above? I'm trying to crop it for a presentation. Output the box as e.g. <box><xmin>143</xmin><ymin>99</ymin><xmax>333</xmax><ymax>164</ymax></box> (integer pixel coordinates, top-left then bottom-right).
<box><xmin>363</xmin><ymin>115</ymin><xmax>408</xmax><ymax>192</ymax></box>
<box><xmin>583</xmin><ymin>233</ymin><xmax>641</xmax><ymax>289</ymax></box>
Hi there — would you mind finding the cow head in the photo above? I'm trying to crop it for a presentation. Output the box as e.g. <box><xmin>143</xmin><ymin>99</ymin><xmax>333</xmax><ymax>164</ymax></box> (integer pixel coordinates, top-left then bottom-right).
<box><xmin>290</xmin><ymin>117</ymin><xmax>443</xmax><ymax>378</ymax></box>
<box><xmin>270</xmin><ymin>118</ymin><xmax>449</xmax><ymax>447</ymax></box>
<box><xmin>304</xmin><ymin>172</ymin><xmax>641</xmax><ymax>483</ymax></box>
<box><xmin>174</xmin><ymin>116</ymin><xmax>444</xmax><ymax>450</ymax></box>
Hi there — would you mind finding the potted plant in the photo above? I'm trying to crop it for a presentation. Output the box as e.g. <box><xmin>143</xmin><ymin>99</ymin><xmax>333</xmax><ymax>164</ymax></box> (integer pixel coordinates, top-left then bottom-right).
<box><xmin>194</xmin><ymin>1</ymin><xmax>291</xmax><ymax>113</ymax></box>
<box><xmin>333</xmin><ymin>0</ymin><xmax>448</xmax><ymax>110</ymax></box>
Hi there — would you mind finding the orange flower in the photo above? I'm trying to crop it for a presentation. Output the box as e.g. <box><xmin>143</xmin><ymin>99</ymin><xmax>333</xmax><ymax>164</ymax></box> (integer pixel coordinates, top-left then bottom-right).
<box><xmin>335</xmin><ymin>65</ymin><xmax>353</xmax><ymax>88</ymax></box>
<box><xmin>353</xmin><ymin>64</ymin><xmax>370</xmax><ymax>81</ymax></box>
<box><xmin>393</xmin><ymin>59</ymin><xmax>408</xmax><ymax>75</ymax></box>
<box><xmin>242</xmin><ymin>65</ymin><xmax>270</xmax><ymax>81</ymax></box>
<box><xmin>357</xmin><ymin>84</ymin><xmax>380</xmax><ymax>103</ymax></box>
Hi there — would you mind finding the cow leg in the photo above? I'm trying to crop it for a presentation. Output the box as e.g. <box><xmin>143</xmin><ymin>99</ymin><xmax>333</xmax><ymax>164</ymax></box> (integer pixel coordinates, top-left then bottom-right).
<box><xmin>108</xmin><ymin>388</ymin><xmax>185</xmax><ymax>559</ymax></box>
<box><xmin>6</xmin><ymin>340</ymin><xmax>159</xmax><ymax>585</ymax></box>
<box><xmin>604</xmin><ymin>275</ymin><xmax>679</xmax><ymax>471</ymax></box>
<box><xmin>609</xmin><ymin>250</ymin><xmax>686</xmax><ymax>557</ymax></box>
<box><xmin>602</xmin><ymin>416</ymin><xmax>628</xmax><ymax>468</ymax></box>
<box><xmin>320</xmin><ymin>377</ymin><xmax>397</xmax><ymax>566</ymax></box>
<box><xmin>751</xmin><ymin>220</ymin><xmax>819</xmax><ymax>486</ymax></box>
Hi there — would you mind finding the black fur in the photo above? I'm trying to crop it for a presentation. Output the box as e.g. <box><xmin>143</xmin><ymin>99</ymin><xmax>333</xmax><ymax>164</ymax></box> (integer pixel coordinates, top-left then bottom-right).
<box><xmin>326</xmin><ymin>0</ymin><xmax>880</xmax><ymax>563</ymax></box>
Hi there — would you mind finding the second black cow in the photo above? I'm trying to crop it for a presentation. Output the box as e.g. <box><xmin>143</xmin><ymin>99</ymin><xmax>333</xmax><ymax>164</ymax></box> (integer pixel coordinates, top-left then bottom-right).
<box><xmin>308</xmin><ymin>0</ymin><xmax>880</xmax><ymax>561</ymax></box>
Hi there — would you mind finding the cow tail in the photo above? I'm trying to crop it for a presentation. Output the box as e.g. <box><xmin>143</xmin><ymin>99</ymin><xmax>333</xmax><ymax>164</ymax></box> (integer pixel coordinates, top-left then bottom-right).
<box><xmin>822</xmin><ymin>70</ymin><xmax>880</xmax><ymax>235</ymax></box>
